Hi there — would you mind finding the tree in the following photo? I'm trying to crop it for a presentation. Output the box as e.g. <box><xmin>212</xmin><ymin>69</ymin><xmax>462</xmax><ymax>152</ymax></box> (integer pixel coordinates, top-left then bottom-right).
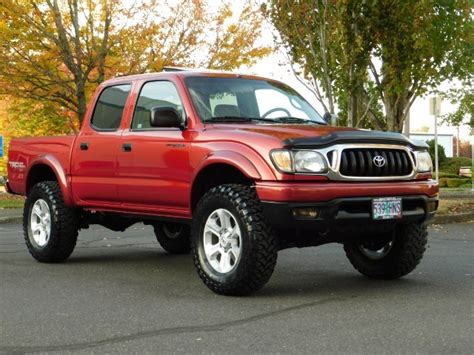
<box><xmin>0</xmin><ymin>0</ymin><xmax>115</xmax><ymax>124</ymax></box>
<box><xmin>0</xmin><ymin>0</ymin><xmax>271</xmax><ymax>125</ymax></box>
<box><xmin>110</xmin><ymin>1</ymin><xmax>272</xmax><ymax>74</ymax></box>
<box><xmin>0</xmin><ymin>95</ymin><xmax>77</xmax><ymax>175</ymax></box>
<box><xmin>265</xmin><ymin>0</ymin><xmax>472</xmax><ymax>132</ymax></box>
<box><xmin>264</xmin><ymin>0</ymin><xmax>386</xmax><ymax>128</ymax></box>
<box><xmin>427</xmin><ymin>139</ymin><xmax>447</xmax><ymax>165</ymax></box>
<box><xmin>263</xmin><ymin>1</ymin><xmax>339</xmax><ymax>115</ymax></box>
<box><xmin>459</xmin><ymin>140</ymin><xmax>473</xmax><ymax>159</ymax></box>
<box><xmin>369</xmin><ymin>0</ymin><xmax>472</xmax><ymax>132</ymax></box>
<box><xmin>441</xmin><ymin>80</ymin><xmax>474</xmax><ymax>130</ymax></box>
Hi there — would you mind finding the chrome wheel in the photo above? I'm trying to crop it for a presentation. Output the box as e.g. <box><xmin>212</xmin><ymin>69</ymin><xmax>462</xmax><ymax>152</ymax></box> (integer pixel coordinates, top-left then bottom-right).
<box><xmin>359</xmin><ymin>241</ymin><xmax>393</xmax><ymax>260</ymax></box>
<box><xmin>29</xmin><ymin>199</ymin><xmax>52</xmax><ymax>248</ymax></box>
<box><xmin>203</xmin><ymin>208</ymin><xmax>242</xmax><ymax>274</ymax></box>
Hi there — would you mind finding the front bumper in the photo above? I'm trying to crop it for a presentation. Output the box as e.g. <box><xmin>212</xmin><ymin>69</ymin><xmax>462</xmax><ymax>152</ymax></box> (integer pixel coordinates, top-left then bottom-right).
<box><xmin>261</xmin><ymin>195</ymin><xmax>438</xmax><ymax>230</ymax></box>
<box><xmin>256</xmin><ymin>180</ymin><xmax>439</xmax><ymax>229</ymax></box>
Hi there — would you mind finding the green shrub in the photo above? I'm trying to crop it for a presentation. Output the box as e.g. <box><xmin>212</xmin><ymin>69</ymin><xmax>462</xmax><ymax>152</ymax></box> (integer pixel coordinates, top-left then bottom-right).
<box><xmin>446</xmin><ymin>178</ymin><xmax>468</xmax><ymax>188</ymax></box>
<box><xmin>440</xmin><ymin>157</ymin><xmax>472</xmax><ymax>175</ymax></box>
<box><xmin>438</xmin><ymin>172</ymin><xmax>460</xmax><ymax>178</ymax></box>
<box><xmin>439</xmin><ymin>178</ymin><xmax>448</xmax><ymax>187</ymax></box>
<box><xmin>427</xmin><ymin>139</ymin><xmax>447</xmax><ymax>165</ymax></box>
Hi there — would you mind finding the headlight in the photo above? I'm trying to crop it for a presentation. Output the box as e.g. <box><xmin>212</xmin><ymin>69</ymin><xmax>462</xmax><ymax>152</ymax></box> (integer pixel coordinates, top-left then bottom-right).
<box><xmin>294</xmin><ymin>151</ymin><xmax>327</xmax><ymax>173</ymax></box>
<box><xmin>270</xmin><ymin>150</ymin><xmax>327</xmax><ymax>173</ymax></box>
<box><xmin>415</xmin><ymin>151</ymin><xmax>433</xmax><ymax>173</ymax></box>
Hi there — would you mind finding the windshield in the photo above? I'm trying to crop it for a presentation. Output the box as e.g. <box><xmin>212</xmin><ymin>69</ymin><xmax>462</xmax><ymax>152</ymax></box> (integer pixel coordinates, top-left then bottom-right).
<box><xmin>185</xmin><ymin>76</ymin><xmax>325</xmax><ymax>124</ymax></box>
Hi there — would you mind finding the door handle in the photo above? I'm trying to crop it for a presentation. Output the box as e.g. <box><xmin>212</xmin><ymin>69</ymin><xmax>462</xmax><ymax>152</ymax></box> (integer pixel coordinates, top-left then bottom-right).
<box><xmin>80</xmin><ymin>142</ymin><xmax>89</xmax><ymax>151</ymax></box>
<box><xmin>122</xmin><ymin>143</ymin><xmax>132</xmax><ymax>152</ymax></box>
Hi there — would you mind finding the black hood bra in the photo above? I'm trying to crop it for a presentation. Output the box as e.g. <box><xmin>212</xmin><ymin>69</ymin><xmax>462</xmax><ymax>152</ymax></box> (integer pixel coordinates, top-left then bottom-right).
<box><xmin>283</xmin><ymin>130</ymin><xmax>428</xmax><ymax>150</ymax></box>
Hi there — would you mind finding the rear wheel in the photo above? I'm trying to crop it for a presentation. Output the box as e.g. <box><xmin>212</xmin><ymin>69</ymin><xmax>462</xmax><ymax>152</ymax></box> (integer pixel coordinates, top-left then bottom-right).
<box><xmin>153</xmin><ymin>223</ymin><xmax>190</xmax><ymax>254</ymax></box>
<box><xmin>23</xmin><ymin>181</ymin><xmax>79</xmax><ymax>263</ymax></box>
<box><xmin>191</xmin><ymin>184</ymin><xmax>278</xmax><ymax>296</ymax></box>
<box><xmin>344</xmin><ymin>223</ymin><xmax>427</xmax><ymax>279</ymax></box>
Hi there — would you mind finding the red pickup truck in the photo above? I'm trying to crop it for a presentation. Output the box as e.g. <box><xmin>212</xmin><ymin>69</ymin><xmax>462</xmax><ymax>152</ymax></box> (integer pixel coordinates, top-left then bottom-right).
<box><xmin>6</xmin><ymin>70</ymin><xmax>438</xmax><ymax>295</ymax></box>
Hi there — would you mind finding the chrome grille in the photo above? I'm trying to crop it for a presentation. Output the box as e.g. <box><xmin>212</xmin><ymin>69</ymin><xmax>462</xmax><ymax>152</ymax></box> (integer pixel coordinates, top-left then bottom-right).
<box><xmin>339</xmin><ymin>148</ymin><xmax>413</xmax><ymax>177</ymax></box>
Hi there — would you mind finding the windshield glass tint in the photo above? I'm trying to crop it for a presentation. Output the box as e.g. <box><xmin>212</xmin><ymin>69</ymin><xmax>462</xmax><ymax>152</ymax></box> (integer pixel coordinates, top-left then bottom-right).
<box><xmin>185</xmin><ymin>77</ymin><xmax>324</xmax><ymax>124</ymax></box>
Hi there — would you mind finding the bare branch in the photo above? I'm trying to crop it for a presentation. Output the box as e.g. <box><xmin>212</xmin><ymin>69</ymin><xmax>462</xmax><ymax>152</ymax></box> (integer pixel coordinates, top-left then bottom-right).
<box><xmin>369</xmin><ymin>59</ymin><xmax>384</xmax><ymax>102</ymax></box>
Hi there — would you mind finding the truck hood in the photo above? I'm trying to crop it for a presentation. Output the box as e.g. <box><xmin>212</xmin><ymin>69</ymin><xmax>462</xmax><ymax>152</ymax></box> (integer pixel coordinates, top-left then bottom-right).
<box><xmin>206</xmin><ymin>123</ymin><xmax>426</xmax><ymax>149</ymax></box>
<box><xmin>207</xmin><ymin>123</ymin><xmax>355</xmax><ymax>141</ymax></box>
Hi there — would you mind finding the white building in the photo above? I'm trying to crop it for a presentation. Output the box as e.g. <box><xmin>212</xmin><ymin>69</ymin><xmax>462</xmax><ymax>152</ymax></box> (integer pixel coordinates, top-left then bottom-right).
<box><xmin>409</xmin><ymin>133</ymin><xmax>454</xmax><ymax>157</ymax></box>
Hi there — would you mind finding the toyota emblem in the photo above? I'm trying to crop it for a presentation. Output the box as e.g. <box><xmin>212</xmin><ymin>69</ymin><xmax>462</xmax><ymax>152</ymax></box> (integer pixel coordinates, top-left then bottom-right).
<box><xmin>373</xmin><ymin>155</ymin><xmax>386</xmax><ymax>168</ymax></box>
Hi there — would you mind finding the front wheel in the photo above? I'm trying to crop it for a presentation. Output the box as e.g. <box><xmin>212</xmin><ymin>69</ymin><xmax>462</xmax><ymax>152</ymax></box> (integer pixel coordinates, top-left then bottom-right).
<box><xmin>344</xmin><ymin>223</ymin><xmax>428</xmax><ymax>279</ymax></box>
<box><xmin>191</xmin><ymin>184</ymin><xmax>278</xmax><ymax>296</ymax></box>
<box><xmin>23</xmin><ymin>181</ymin><xmax>79</xmax><ymax>263</ymax></box>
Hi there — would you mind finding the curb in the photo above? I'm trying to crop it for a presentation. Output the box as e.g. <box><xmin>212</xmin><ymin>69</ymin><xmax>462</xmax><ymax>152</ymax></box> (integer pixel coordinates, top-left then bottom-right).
<box><xmin>430</xmin><ymin>212</ymin><xmax>474</xmax><ymax>225</ymax></box>
<box><xmin>440</xmin><ymin>192</ymin><xmax>474</xmax><ymax>200</ymax></box>
<box><xmin>0</xmin><ymin>216</ymin><xmax>22</xmax><ymax>224</ymax></box>
<box><xmin>0</xmin><ymin>207</ymin><xmax>23</xmax><ymax>224</ymax></box>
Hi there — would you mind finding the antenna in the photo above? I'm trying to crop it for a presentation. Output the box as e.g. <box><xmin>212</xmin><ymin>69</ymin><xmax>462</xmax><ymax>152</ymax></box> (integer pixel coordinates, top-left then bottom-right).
<box><xmin>162</xmin><ymin>66</ymin><xmax>192</xmax><ymax>72</ymax></box>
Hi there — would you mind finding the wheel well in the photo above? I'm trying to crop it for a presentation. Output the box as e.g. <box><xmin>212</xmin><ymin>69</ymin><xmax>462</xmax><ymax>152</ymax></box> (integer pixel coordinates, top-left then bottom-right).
<box><xmin>191</xmin><ymin>164</ymin><xmax>253</xmax><ymax>211</ymax></box>
<box><xmin>26</xmin><ymin>164</ymin><xmax>58</xmax><ymax>193</ymax></box>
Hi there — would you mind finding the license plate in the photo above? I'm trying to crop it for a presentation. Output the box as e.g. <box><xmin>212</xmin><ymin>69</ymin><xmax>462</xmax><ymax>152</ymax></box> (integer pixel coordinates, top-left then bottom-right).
<box><xmin>372</xmin><ymin>197</ymin><xmax>402</xmax><ymax>220</ymax></box>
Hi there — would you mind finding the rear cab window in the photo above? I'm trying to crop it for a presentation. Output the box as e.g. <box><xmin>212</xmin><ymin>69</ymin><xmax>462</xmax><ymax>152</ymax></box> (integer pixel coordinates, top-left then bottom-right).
<box><xmin>90</xmin><ymin>84</ymin><xmax>131</xmax><ymax>130</ymax></box>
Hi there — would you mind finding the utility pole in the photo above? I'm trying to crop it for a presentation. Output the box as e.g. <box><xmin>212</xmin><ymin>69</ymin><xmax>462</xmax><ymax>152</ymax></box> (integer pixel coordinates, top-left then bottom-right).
<box><xmin>456</xmin><ymin>126</ymin><xmax>460</xmax><ymax>157</ymax></box>
<box><xmin>403</xmin><ymin>111</ymin><xmax>410</xmax><ymax>138</ymax></box>
<box><xmin>434</xmin><ymin>115</ymin><xmax>439</xmax><ymax>181</ymax></box>
<box><xmin>471</xmin><ymin>135</ymin><xmax>474</xmax><ymax>191</ymax></box>
<box><xmin>429</xmin><ymin>96</ymin><xmax>441</xmax><ymax>182</ymax></box>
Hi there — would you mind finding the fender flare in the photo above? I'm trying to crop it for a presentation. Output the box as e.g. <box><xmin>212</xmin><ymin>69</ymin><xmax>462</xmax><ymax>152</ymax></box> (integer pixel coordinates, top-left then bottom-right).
<box><xmin>194</xmin><ymin>150</ymin><xmax>263</xmax><ymax>181</ymax></box>
<box><xmin>26</xmin><ymin>155</ymin><xmax>73</xmax><ymax>207</ymax></box>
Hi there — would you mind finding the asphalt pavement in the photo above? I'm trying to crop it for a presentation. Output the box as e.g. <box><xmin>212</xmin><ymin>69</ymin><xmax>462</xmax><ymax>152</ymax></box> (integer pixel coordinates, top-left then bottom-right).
<box><xmin>0</xmin><ymin>222</ymin><xmax>472</xmax><ymax>353</ymax></box>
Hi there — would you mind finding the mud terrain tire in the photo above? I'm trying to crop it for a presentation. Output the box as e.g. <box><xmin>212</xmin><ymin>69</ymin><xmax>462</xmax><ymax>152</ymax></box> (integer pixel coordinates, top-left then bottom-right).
<box><xmin>192</xmin><ymin>184</ymin><xmax>278</xmax><ymax>296</ymax></box>
<box><xmin>344</xmin><ymin>223</ymin><xmax>428</xmax><ymax>279</ymax></box>
<box><xmin>154</xmin><ymin>223</ymin><xmax>190</xmax><ymax>254</ymax></box>
<box><xmin>23</xmin><ymin>181</ymin><xmax>79</xmax><ymax>263</ymax></box>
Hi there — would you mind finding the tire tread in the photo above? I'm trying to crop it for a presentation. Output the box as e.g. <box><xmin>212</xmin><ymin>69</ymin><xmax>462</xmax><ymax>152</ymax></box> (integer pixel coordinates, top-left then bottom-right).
<box><xmin>23</xmin><ymin>181</ymin><xmax>78</xmax><ymax>263</ymax></box>
<box><xmin>153</xmin><ymin>224</ymin><xmax>190</xmax><ymax>254</ymax></box>
<box><xmin>344</xmin><ymin>223</ymin><xmax>427</xmax><ymax>279</ymax></box>
<box><xmin>191</xmin><ymin>184</ymin><xmax>278</xmax><ymax>296</ymax></box>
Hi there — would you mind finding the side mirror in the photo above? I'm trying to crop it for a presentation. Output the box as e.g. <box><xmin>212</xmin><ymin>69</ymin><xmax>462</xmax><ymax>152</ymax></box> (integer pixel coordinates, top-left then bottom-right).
<box><xmin>150</xmin><ymin>106</ymin><xmax>185</xmax><ymax>129</ymax></box>
<box><xmin>323</xmin><ymin>112</ymin><xmax>337</xmax><ymax>125</ymax></box>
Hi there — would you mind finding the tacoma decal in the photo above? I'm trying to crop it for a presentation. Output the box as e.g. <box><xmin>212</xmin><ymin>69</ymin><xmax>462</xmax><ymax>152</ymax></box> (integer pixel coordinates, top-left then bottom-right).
<box><xmin>8</xmin><ymin>161</ymin><xmax>26</xmax><ymax>170</ymax></box>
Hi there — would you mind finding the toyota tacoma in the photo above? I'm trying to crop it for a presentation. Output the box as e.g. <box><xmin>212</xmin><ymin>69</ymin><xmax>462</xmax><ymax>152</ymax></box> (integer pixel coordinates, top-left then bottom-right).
<box><xmin>6</xmin><ymin>70</ymin><xmax>438</xmax><ymax>295</ymax></box>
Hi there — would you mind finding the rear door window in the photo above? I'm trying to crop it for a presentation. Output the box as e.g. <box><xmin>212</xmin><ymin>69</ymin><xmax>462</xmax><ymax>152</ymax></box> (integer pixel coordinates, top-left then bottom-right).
<box><xmin>91</xmin><ymin>84</ymin><xmax>131</xmax><ymax>130</ymax></box>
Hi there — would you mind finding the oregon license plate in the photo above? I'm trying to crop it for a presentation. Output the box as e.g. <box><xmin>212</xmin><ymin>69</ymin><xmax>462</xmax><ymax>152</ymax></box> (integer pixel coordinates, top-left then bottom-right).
<box><xmin>372</xmin><ymin>197</ymin><xmax>402</xmax><ymax>220</ymax></box>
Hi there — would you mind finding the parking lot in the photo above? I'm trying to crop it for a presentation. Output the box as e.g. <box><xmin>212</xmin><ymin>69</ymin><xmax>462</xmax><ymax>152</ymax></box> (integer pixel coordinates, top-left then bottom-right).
<box><xmin>1</xmin><ymin>222</ymin><xmax>472</xmax><ymax>353</ymax></box>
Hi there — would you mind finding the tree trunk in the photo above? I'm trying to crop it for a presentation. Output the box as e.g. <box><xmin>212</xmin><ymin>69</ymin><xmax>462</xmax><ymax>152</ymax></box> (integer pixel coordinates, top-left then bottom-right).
<box><xmin>384</xmin><ymin>93</ymin><xmax>410</xmax><ymax>133</ymax></box>
<box><xmin>347</xmin><ymin>92</ymin><xmax>353</xmax><ymax>127</ymax></box>
<box><xmin>348</xmin><ymin>91</ymin><xmax>358</xmax><ymax>128</ymax></box>
<box><xmin>76</xmin><ymin>82</ymin><xmax>87</xmax><ymax>124</ymax></box>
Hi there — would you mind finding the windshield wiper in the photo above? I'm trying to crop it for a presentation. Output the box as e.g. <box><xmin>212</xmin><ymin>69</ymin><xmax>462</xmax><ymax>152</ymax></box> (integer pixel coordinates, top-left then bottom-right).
<box><xmin>204</xmin><ymin>116</ymin><xmax>325</xmax><ymax>125</ymax></box>
<box><xmin>204</xmin><ymin>116</ymin><xmax>280</xmax><ymax>123</ymax></box>
<box><xmin>204</xmin><ymin>116</ymin><xmax>253</xmax><ymax>123</ymax></box>
<box><xmin>271</xmin><ymin>116</ymin><xmax>325</xmax><ymax>124</ymax></box>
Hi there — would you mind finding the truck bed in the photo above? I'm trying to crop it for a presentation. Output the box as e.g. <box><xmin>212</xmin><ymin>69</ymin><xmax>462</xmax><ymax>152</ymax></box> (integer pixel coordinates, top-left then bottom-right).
<box><xmin>7</xmin><ymin>136</ymin><xmax>76</xmax><ymax>195</ymax></box>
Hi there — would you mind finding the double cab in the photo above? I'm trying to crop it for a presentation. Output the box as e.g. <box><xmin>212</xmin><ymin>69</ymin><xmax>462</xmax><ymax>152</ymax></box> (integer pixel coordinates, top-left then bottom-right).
<box><xmin>6</xmin><ymin>70</ymin><xmax>438</xmax><ymax>295</ymax></box>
